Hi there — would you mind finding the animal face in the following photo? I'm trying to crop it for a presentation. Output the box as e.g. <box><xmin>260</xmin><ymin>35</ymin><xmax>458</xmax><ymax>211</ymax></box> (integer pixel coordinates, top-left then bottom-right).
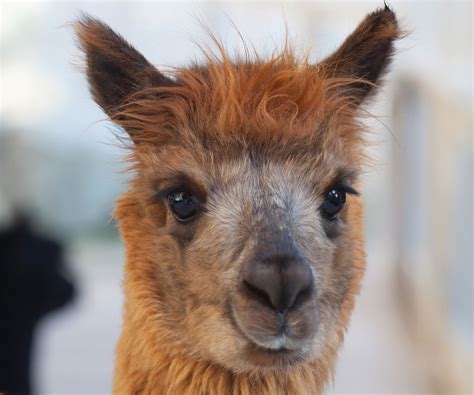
<box><xmin>123</xmin><ymin>140</ymin><xmax>364</xmax><ymax>372</ymax></box>
<box><xmin>76</xmin><ymin>6</ymin><xmax>399</xmax><ymax>375</ymax></box>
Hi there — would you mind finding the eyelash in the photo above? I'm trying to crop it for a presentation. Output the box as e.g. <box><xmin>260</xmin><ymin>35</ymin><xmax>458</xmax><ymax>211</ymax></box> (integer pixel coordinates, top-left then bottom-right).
<box><xmin>318</xmin><ymin>181</ymin><xmax>359</xmax><ymax>200</ymax></box>
<box><xmin>330</xmin><ymin>184</ymin><xmax>359</xmax><ymax>196</ymax></box>
<box><xmin>156</xmin><ymin>185</ymin><xmax>189</xmax><ymax>200</ymax></box>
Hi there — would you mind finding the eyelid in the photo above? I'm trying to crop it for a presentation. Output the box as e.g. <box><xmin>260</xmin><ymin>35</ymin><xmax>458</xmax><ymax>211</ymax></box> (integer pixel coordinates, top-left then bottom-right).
<box><xmin>155</xmin><ymin>182</ymin><xmax>207</xmax><ymax>204</ymax></box>
<box><xmin>341</xmin><ymin>184</ymin><xmax>359</xmax><ymax>196</ymax></box>
<box><xmin>156</xmin><ymin>186</ymin><xmax>208</xmax><ymax>216</ymax></box>
<box><xmin>323</xmin><ymin>183</ymin><xmax>359</xmax><ymax>197</ymax></box>
<box><xmin>153</xmin><ymin>171</ymin><xmax>207</xmax><ymax>199</ymax></box>
<box><xmin>156</xmin><ymin>185</ymin><xmax>188</xmax><ymax>200</ymax></box>
<box><xmin>325</xmin><ymin>168</ymin><xmax>360</xmax><ymax>196</ymax></box>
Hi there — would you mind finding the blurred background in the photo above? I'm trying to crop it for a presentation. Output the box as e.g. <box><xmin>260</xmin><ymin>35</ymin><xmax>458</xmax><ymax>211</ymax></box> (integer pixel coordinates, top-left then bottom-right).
<box><xmin>0</xmin><ymin>1</ymin><xmax>472</xmax><ymax>394</ymax></box>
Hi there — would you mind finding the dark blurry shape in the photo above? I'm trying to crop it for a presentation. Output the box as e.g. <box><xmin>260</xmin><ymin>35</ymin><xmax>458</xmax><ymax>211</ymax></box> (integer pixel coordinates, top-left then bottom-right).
<box><xmin>0</xmin><ymin>213</ymin><xmax>76</xmax><ymax>395</ymax></box>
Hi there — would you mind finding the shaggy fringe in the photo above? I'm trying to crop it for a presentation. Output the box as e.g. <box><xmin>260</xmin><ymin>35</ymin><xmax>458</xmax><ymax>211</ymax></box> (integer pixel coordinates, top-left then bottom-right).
<box><xmin>113</xmin><ymin>40</ymin><xmax>369</xmax><ymax>150</ymax></box>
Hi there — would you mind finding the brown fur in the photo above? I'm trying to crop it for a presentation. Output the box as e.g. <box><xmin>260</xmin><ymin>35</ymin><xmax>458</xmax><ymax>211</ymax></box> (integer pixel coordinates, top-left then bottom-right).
<box><xmin>76</xmin><ymin>6</ymin><xmax>400</xmax><ymax>394</ymax></box>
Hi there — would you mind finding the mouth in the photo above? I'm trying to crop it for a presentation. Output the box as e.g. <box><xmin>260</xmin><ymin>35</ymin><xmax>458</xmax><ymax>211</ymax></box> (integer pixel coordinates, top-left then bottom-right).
<box><xmin>241</xmin><ymin>336</ymin><xmax>308</xmax><ymax>368</ymax></box>
<box><xmin>244</xmin><ymin>332</ymin><xmax>300</xmax><ymax>352</ymax></box>
<box><xmin>247</xmin><ymin>339</ymin><xmax>295</xmax><ymax>356</ymax></box>
<box><xmin>230</xmin><ymin>305</ymin><xmax>310</xmax><ymax>368</ymax></box>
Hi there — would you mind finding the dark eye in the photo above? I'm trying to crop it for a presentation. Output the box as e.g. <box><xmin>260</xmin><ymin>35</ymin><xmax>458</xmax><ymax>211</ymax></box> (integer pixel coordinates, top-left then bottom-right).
<box><xmin>321</xmin><ymin>188</ymin><xmax>347</xmax><ymax>220</ymax></box>
<box><xmin>168</xmin><ymin>191</ymin><xmax>200</xmax><ymax>223</ymax></box>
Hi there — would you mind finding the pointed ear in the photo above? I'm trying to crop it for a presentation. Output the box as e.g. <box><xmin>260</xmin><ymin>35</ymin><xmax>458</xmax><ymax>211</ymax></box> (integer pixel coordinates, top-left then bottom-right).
<box><xmin>75</xmin><ymin>15</ymin><xmax>175</xmax><ymax>119</ymax></box>
<box><xmin>318</xmin><ymin>6</ymin><xmax>401</xmax><ymax>105</ymax></box>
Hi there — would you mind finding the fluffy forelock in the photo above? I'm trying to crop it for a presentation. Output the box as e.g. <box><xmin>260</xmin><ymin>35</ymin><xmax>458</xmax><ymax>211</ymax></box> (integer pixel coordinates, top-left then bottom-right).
<box><xmin>113</xmin><ymin>41</ymin><xmax>367</xmax><ymax>151</ymax></box>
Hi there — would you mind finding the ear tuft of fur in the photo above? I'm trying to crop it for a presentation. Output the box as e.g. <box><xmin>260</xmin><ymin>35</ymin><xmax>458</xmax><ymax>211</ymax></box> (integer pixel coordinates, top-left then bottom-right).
<box><xmin>318</xmin><ymin>6</ymin><xmax>401</xmax><ymax>105</ymax></box>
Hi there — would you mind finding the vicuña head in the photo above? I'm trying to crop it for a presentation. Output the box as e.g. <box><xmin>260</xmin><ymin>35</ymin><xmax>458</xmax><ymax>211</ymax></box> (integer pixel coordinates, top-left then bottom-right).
<box><xmin>76</xmin><ymin>6</ymin><xmax>400</xmax><ymax>394</ymax></box>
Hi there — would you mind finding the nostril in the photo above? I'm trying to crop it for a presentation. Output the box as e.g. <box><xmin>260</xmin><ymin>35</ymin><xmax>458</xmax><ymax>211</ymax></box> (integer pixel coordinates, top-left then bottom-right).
<box><xmin>277</xmin><ymin>279</ymin><xmax>314</xmax><ymax>314</ymax></box>
<box><xmin>242</xmin><ymin>280</ymin><xmax>275</xmax><ymax>310</ymax></box>
<box><xmin>291</xmin><ymin>283</ymin><xmax>314</xmax><ymax>311</ymax></box>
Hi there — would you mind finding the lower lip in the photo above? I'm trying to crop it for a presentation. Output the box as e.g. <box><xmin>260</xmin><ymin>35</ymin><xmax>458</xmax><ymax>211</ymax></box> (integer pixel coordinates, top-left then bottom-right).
<box><xmin>242</xmin><ymin>340</ymin><xmax>306</xmax><ymax>368</ymax></box>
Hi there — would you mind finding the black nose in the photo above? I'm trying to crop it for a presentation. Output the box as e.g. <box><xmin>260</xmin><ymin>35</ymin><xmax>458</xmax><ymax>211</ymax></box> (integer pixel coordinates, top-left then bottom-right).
<box><xmin>241</xmin><ymin>251</ymin><xmax>314</xmax><ymax>313</ymax></box>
